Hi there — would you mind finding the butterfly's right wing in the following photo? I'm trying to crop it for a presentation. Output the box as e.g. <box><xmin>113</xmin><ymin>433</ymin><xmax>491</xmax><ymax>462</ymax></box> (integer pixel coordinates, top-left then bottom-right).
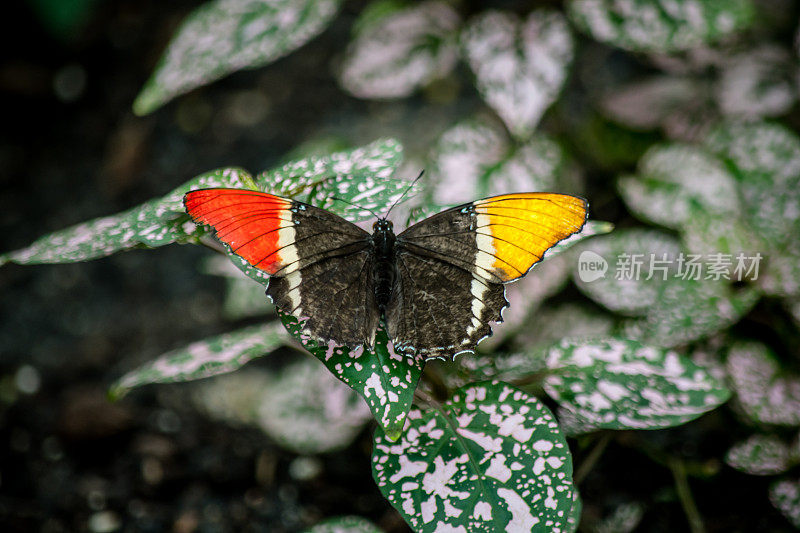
<box><xmin>390</xmin><ymin>193</ymin><xmax>588</xmax><ymax>359</ymax></box>
<box><xmin>184</xmin><ymin>188</ymin><xmax>380</xmax><ymax>347</ymax></box>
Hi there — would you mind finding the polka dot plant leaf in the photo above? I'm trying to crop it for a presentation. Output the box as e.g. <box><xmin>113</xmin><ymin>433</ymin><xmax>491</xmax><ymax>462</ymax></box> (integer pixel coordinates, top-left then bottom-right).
<box><xmin>2</xmin><ymin>167</ymin><xmax>252</xmax><ymax>266</ymax></box>
<box><xmin>338</xmin><ymin>1</ymin><xmax>461</xmax><ymax>100</ymax></box>
<box><xmin>461</xmin><ymin>10</ymin><xmax>574</xmax><ymax>140</ymax></box>
<box><xmin>279</xmin><ymin>310</ymin><xmax>423</xmax><ymax>442</ymax></box>
<box><xmin>567</xmin><ymin>0</ymin><xmax>756</xmax><ymax>54</ymax></box>
<box><xmin>256</xmin><ymin>137</ymin><xmax>408</xmax><ymax>223</ymax></box>
<box><xmin>133</xmin><ymin>0</ymin><xmax>342</xmax><ymax>115</ymax></box>
<box><xmin>373</xmin><ymin>381</ymin><xmax>575</xmax><ymax>532</ymax></box>
<box><xmin>543</xmin><ymin>338</ymin><xmax>731</xmax><ymax>430</ymax></box>
<box><xmin>109</xmin><ymin>322</ymin><xmax>287</xmax><ymax>399</ymax></box>
<box><xmin>304</xmin><ymin>515</ymin><xmax>383</xmax><ymax>533</ymax></box>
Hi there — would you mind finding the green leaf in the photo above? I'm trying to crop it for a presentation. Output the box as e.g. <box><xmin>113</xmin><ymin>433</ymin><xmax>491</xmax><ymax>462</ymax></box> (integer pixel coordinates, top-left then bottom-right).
<box><xmin>2</xmin><ymin>200</ymin><xmax>200</xmax><ymax>265</ymax></box>
<box><xmin>716</xmin><ymin>44</ymin><xmax>796</xmax><ymax>119</ymax></box>
<box><xmin>256</xmin><ymin>137</ymin><xmax>407</xmax><ymax>222</ymax></box>
<box><xmin>516</xmin><ymin>303</ymin><xmax>615</xmax><ymax>351</ymax></box>
<box><xmin>600</xmin><ymin>75</ymin><xmax>701</xmax><ymax>132</ymax></box>
<box><xmin>479</xmin><ymin>254</ymin><xmax>572</xmax><ymax>351</ymax></box>
<box><xmin>373</xmin><ymin>381</ymin><xmax>575</xmax><ymax>532</ymax></box>
<box><xmin>192</xmin><ymin>360</ymin><xmax>371</xmax><ymax>454</ymax></box>
<box><xmin>617</xmin><ymin>144</ymin><xmax>740</xmax><ymax>230</ymax></box>
<box><xmin>254</xmin><ymin>358</ymin><xmax>371</xmax><ymax>454</ymax></box>
<box><xmin>726</xmin><ymin>341</ymin><xmax>800</xmax><ymax>426</ymax></box>
<box><xmin>543</xmin><ymin>338</ymin><xmax>731</xmax><ymax>430</ymax></box>
<box><xmin>109</xmin><ymin>323</ymin><xmax>286</xmax><ymax>399</ymax></box>
<box><xmin>594</xmin><ymin>502</ymin><xmax>644</xmax><ymax>533</ymax></box>
<box><xmin>2</xmin><ymin>166</ymin><xmax>253</xmax><ymax>266</ymax></box>
<box><xmin>770</xmin><ymin>478</ymin><xmax>800</xmax><ymax>528</ymax></box>
<box><xmin>279</xmin><ymin>311</ymin><xmax>423</xmax><ymax>441</ymax></box>
<box><xmin>759</xmin><ymin>247</ymin><xmax>800</xmax><ymax>297</ymax></box>
<box><xmin>567</xmin><ymin>0</ymin><xmax>756</xmax><ymax>53</ymax></box>
<box><xmin>704</xmin><ymin>120</ymin><xmax>800</xmax><ymax>245</ymax></box>
<box><xmin>427</xmin><ymin>117</ymin><xmax>509</xmax><ymax>205</ymax></box>
<box><xmin>705</xmin><ymin>120</ymin><xmax>800</xmax><ymax>196</ymax></box>
<box><xmin>572</xmin><ymin>228</ymin><xmax>682</xmax><ymax>315</ymax></box>
<box><xmin>703</xmin><ymin>121</ymin><xmax>800</xmax><ymax>296</ymax></box>
<box><xmin>304</xmin><ymin>516</ymin><xmax>383</xmax><ymax>533</ymax></box>
<box><xmin>202</xmin><ymin>256</ymin><xmax>273</xmax><ymax>319</ymax></box>
<box><xmin>680</xmin><ymin>205</ymin><xmax>765</xmax><ymax>258</ymax></box>
<box><xmin>461</xmin><ymin>10</ymin><xmax>574</xmax><ymax>140</ymax></box>
<box><xmin>725</xmin><ymin>434</ymin><xmax>792</xmax><ymax>476</ymax></box>
<box><xmin>428</xmin><ymin>116</ymin><xmax>583</xmax><ymax>205</ymax></box>
<box><xmin>567</xmin><ymin>490</ymin><xmax>582</xmax><ymax>533</ymax></box>
<box><xmin>161</xmin><ymin>166</ymin><xmax>257</xmax><ymax>212</ymax></box>
<box><xmin>545</xmin><ymin>220</ymin><xmax>614</xmax><ymax>259</ymax></box>
<box><xmin>133</xmin><ymin>0</ymin><xmax>342</xmax><ymax>115</ymax></box>
<box><xmin>338</xmin><ymin>1</ymin><xmax>460</xmax><ymax>99</ymax></box>
<box><xmin>623</xmin><ymin>278</ymin><xmax>759</xmax><ymax>347</ymax></box>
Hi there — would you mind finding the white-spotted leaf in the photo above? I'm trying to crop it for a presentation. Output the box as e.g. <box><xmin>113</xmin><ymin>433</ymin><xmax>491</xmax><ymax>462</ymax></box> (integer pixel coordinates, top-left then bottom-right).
<box><xmin>134</xmin><ymin>0</ymin><xmax>342</xmax><ymax>114</ymax></box>
<box><xmin>255</xmin><ymin>358</ymin><xmax>371</xmax><ymax>454</ymax></box>
<box><xmin>567</xmin><ymin>0</ymin><xmax>756</xmax><ymax>53</ymax></box>
<box><xmin>338</xmin><ymin>1</ymin><xmax>460</xmax><ymax>99</ymax></box>
<box><xmin>428</xmin><ymin>117</ymin><xmax>581</xmax><ymax>206</ymax></box>
<box><xmin>192</xmin><ymin>360</ymin><xmax>370</xmax><ymax>454</ymax></box>
<box><xmin>770</xmin><ymin>478</ymin><xmax>800</xmax><ymax>528</ymax></box>
<box><xmin>515</xmin><ymin>303</ymin><xmax>615</xmax><ymax>351</ymax></box>
<box><xmin>716</xmin><ymin>44</ymin><xmax>796</xmax><ymax>119</ymax></box>
<box><xmin>479</xmin><ymin>254</ymin><xmax>571</xmax><ymax>351</ymax></box>
<box><xmin>725</xmin><ymin>434</ymin><xmax>792</xmax><ymax>476</ymax></box>
<box><xmin>623</xmin><ymin>279</ymin><xmax>759</xmax><ymax>347</ymax></box>
<box><xmin>680</xmin><ymin>205</ymin><xmax>765</xmax><ymax>258</ymax></box>
<box><xmin>305</xmin><ymin>516</ymin><xmax>383</xmax><ymax>533</ymax></box>
<box><xmin>279</xmin><ymin>311</ymin><xmax>422</xmax><ymax>441</ymax></box>
<box><xmin>461</xmin><ymin>10</ymin><xmax>574</xmax><ymax>140</ymax></box>
<box><xmin>704</xmin><ymin>121</ymin><xmax>800</xmax><ymax>243</ymax></box>
<box><xmin>543</xmin><ymin>338</ymin><xmax>731</xmax><ymax>430</ymax></box>
<box><xmin>2</xmin><ymin>167</ymin><xmax>253</xmax><ymax>266</ymax></box>
<box><xmin>572</xmin><ymin>228</ymin><xmax>682</xmax><ymax>315</ymax></box>
<box><xmin>600</xmin><ymin>76</ymin><xmax>702</xmax><ymax>132</ymax></box>
<box><xmin>427</xmin><ymin>117</ymin><xmax>509</xmax><ymax>206</ymax></box>
<box><xmin>704</xmin><ymin>121</ymin><xmax>800</xmax><ymax>296</ymax></box>
<box><xmin>566</xmin><ymin>490</ymin><xmax>582</xmax><ymax>533</ymax></box>
<box><xmin>257</xmin><ymin>137</ymin><xmax>407</xmax><ymax>222</ymax></box>
<box><xmin>594</xmin><ymin>502</ymin><xmax>645</xmax><ymax>533</ymax></box>
<box><xmin>202</xmin><ymin>255</ymin><xmax>273</xmax><ymax>319</ymax></box>
<box><xmin>373</xmin><ymin>381</ymin><xmax>574</xmax><ymax>532</ymax></box>
<box><xmin>726</xmin><ymin>341</ymin><xmax>800</xmax><ymax>426</ymax></box>
<box><xmin>617</xmin><ymin>144</ymin><xmax>740</xmax><ymax>230</ymax></box>
<box><xmin>110</xmin><ymin>323</ymin><xmax>286</xmax><ymax>399</ymax></box>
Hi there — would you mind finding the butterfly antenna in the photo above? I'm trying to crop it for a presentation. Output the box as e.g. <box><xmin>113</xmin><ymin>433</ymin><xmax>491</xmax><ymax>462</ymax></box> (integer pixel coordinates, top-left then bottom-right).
<box><xmin>384</xmin><ymin>170</ymin><xmax>425</xmax><ymax>219</ymax></box>
<box><xmin>330</xmin><ymin>196</ymin><xmax>381</xmax><ymax>219</ymax></box>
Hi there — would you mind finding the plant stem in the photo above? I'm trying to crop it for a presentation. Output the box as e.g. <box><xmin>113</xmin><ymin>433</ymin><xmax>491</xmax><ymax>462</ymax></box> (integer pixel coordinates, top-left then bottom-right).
<box><xmin>669</xmin><ymin>457</ymin><xmax>705</xmax><ymax>533</ymax></box>
<box><xmin>574</xmin><ymin>432</ymin><xmax>612</xmax><ymax>485</ymax></box>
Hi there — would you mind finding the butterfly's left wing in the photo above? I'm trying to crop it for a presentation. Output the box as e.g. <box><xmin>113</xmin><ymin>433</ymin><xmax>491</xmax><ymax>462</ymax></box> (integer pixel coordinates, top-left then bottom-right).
<box><xmin>184</xmin><ymin>188</ymin><xmax>381</xmax><ymax>348</ymax></box>
<box><xmin>390</xmin><ymin>193</ymin><xmax>587</xmax><ymax>359</ymax></box>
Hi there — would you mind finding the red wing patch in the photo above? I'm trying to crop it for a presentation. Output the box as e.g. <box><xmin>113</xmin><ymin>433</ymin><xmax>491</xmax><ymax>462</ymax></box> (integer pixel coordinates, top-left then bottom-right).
<box><xmin>184</xmin><ymin>189</ymin><xmax>296</xmax><ymax>275</ymax></box>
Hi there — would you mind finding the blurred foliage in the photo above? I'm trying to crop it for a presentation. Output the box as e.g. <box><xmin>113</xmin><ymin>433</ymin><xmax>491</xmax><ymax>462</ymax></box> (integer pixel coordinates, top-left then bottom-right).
<box><xmin>8</xmin><ymin>0</ymin><xmax>800</xmax><ymax>530</ymax></box>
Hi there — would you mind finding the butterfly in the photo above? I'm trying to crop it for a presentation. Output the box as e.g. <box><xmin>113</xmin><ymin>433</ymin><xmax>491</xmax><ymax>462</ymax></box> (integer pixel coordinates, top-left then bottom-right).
<box><xmin>184</xmin><ymin>186</ymin><xmax>587</xmax><ymax>360</ymax></box>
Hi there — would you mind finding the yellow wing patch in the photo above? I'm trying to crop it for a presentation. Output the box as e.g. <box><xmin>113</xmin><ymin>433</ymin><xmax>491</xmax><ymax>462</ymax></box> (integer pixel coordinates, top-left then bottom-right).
<box><xmin>473</xmin><ymin>193</ymin><xmax>587</xmax><ymax>282</ymax></box>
